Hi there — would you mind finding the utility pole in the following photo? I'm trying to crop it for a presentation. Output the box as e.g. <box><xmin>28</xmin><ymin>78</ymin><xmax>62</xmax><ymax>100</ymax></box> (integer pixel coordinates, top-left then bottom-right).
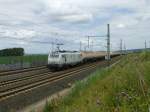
<box><xmin>124</xmin><ymin>43</ymin><xmax>126</xmax><ymax>54</ymax></box>
<box><xmin>51</xmin><ymin>42</ymin><xmax>54</xmax><ymax>52</ymax></box>
<box><xmin>84</xmin><ymin>46</ymin><xmax>86</xmax><ymax>52</ymax></box>
<box><xmin>91</xmin><ymin>40</ymin><xmax>94</xmax><ymax>51</ymax></box>
<box><xmin>86</xmin><ymin>24</ymin><xmax>110</xmax><ymax>66</ymax></box>
<box><xmin>88</xmin><ymin>36</ymin><xmax>90</xmax><ymax>49</ymax></box>
<box><xmin>80</xmin><ymin>41</ymin><xmax>82</xmax><ymax>51</ymax></box>
<box><xmin>107</xmin><ymin>24</ymin><xmax>111</xmax><ymax>66</ymax></box>
<box><xmin>145</xmin><ymin>40</ymin><xmax>147</xmax><ymax>50</ymax></box>
<box><xmin>120</xmin><ymin>39</ymin><xmax>123</xmax><ymax>55</ymax></box>
<box><xmin>149</xmin><ymin>41</ymin><xmax>150</xmax><ymax>51</ymax></box>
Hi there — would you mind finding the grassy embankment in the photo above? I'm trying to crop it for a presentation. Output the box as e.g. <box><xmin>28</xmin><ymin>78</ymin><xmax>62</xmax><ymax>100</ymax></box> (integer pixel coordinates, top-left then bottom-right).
<box><xmin>0</xmin><ymin>54</ymin><xmax>48</xmax><ymax>64</ymax></box>
<box><xmin>43</xmin><ymin>52</ymin><xmax>150</xmax><ymax>112</ymax></box>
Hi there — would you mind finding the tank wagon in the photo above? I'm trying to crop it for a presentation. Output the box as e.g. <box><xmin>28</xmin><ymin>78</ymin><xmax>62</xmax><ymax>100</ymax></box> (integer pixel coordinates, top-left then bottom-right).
<box><xmin>81</xmin><ymin>51</ymin><xmax>106</xmax><ymax>62</ymax></box>
<box><xmin>47</xmin><ymin>51</ymin><xmax>119</xmax><ymax>70</ymax></box>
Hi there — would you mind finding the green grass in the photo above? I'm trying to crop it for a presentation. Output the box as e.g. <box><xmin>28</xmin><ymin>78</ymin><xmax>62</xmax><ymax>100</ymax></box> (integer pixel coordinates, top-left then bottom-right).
<box><xmin>0</xmin><ymin>54</ymin><xmax>48</xmax><ymax>64</ymax></box>
<box><xmin>43</xmin><ymin>52</ymin><xmax>150</xmax><ymax>112</ymax></box>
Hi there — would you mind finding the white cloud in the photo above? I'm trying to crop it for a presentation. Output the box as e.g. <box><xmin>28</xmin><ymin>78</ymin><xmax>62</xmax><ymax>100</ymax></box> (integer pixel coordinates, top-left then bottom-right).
<box><xmin>111</xmin><ymin>15</ymin><xmax>140</xmax><ymax>28</ymax></box>
<box><xmin>56</xmin><ymin>14</ymin><xmax>93</xmax><ymax>23</ymax></box>
<box><xmin>0</xmin><ymin>25</ymin><xmax>36</xmax><ymax>39</ymax></box>
<box><xmin>117</xmin><ymin>24</ymin><xmax>126</xmax><ymax>28</ymax></box>
<box><xmin>0</xmin><ymin>0</ymin><xmax>150</xmax><ymax>53</ymax></box>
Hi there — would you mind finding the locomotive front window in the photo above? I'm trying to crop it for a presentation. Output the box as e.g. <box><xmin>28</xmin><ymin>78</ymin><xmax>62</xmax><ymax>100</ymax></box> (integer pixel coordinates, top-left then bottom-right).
<box><xmin>62</xmin><ymin>55</ymin><xmax>65</xmax><ymax>58</ymax></box>
<box><xmin>50</xmin><ymin>54</ymin><xmax>59</xmax><ymax>58</ymax></box>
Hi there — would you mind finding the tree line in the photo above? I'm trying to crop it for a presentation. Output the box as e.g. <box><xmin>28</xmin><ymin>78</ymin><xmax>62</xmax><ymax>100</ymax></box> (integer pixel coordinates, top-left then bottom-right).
<box><xmin>0</xmin><ymin>48</ymin><xmax>24</xmax><ymax>56</ymax></box>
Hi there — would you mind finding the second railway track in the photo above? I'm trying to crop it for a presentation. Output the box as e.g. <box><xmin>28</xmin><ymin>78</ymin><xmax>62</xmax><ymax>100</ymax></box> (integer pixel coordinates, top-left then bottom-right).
<box><xmin>0</xmin><ymin>62</ymin><xmax>96</xmax><ymax>87</ymax></box>
<box><xmin>0</xmin><ymin>61</ymin><xmax>102</xmax><ymax>101</ymax></box>
<box><xmin>0</xmin><ymin>56</ymin><xmax>120</xmax><ymax>103</ymax></box>
<box><xmin>0</xmin><ymin>65</ymin><xmax>47</xmax><ymax>76</ymax></box>
<box><xmin>0</xmin><ymin>67</ymin><xmax>50</xmax><ymax>83</ymax></box>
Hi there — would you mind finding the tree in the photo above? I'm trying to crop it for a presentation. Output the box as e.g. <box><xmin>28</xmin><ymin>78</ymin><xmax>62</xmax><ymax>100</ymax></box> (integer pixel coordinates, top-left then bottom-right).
<box><xmin>0</xmin><ymin>48</ymin><xmax>24</xmax><ymax>56</ymax></box>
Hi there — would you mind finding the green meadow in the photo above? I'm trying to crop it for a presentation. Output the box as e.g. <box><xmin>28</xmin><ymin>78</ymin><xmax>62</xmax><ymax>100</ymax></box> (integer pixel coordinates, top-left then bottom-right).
<box><xmin>0</xmin><ymin>54</ymin><xmax>48</xmax><ymax>64</ymax></box>
<box><xmin>43</xmin><ymin>52</ymin><xmax>150</xmax><ymax>112</ymax></box>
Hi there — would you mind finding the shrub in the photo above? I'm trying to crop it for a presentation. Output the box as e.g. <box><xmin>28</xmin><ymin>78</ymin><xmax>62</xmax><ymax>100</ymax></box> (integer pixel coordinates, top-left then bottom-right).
<box><xmin>0</xmin><ymin>48</ymin><xmax>24</xmax><ymax>56</ymax></box>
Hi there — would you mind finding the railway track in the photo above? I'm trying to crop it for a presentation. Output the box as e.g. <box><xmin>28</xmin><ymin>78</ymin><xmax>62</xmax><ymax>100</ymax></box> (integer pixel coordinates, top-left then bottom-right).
<box><xmin>0</xmin><ymin>62</ymin><xmax>97</xmax><ymax>87</ymax></box>
<box><xmin>0</xmin><ymin>68</ymin><xmax>50</xmax><ymax>83</ymax></box>
<box><xmin>0</xmin><ymin>65</ymin><xmax>47</xmax><ymax>76</ymax></box>
<box><xmin>0</xmin><ymin>67</ymin><xmax>50</xmax><ymax>83</ymax></box>
<box><xmin>0</xmin><ymin>56</ymin><xmax>120</xmax><ymax>104</ymax></box>
<box><xmin>0</xmin><ymin>61</ymin><xmax>102</xmax><ymax>101</ymax></box>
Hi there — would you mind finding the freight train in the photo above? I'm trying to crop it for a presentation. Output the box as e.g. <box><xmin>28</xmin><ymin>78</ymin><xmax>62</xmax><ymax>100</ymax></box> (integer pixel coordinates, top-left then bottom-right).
<box><xmin>47</xmin><ymin>50</ymin><xmax>119</xmax><ymax>70</ymax></box>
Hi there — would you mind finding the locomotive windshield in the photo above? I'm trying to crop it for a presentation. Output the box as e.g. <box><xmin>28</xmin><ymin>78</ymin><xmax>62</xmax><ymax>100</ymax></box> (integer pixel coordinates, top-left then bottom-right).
<box><xmin>50</xmin><ymin>52</ymin><xmax>59</xmax><ymax>58</ymax></box>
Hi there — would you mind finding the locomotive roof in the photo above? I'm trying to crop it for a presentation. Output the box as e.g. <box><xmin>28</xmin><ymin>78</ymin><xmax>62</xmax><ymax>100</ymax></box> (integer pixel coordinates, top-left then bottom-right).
<box><xmin>58</xmin><ymin>50</ymin><xmax>78</xmax><ymax>53</ymax></box>
<box><xmin>50</xmin><ymin>51</ymin><xmax>81</xmax><ymax>54</ymax></box>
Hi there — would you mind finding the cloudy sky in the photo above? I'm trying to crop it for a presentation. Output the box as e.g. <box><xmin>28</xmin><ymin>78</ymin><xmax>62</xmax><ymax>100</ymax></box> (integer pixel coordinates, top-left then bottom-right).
<box><xmin>0</xmin><ymin>0</ymin><xmax>150</xmax><ymax>54</ymax></box>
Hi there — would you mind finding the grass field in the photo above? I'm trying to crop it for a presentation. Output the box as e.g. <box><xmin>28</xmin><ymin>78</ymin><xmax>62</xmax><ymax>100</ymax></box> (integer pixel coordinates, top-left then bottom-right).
<box><xmin>43</xmin><ymin>52</ymin><xmax>150</xmax><ymax>112</ymax></box>
<box><xmin>0</xmin><ymin>54</ymin><xmax>48</xmax><ymax>64</ymax></box>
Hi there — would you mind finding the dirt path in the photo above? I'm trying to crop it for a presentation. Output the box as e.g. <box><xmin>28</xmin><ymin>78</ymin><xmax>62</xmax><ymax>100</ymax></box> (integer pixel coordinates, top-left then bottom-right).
<box><xmin>20</xmin><ymin>88</ymin><xmax>72</xmax><ymax>112</ymax></box>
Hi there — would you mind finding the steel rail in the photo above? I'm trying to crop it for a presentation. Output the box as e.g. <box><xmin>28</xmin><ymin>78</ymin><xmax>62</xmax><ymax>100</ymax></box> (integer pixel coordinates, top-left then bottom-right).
<box><xmin>0</xmin><ymin>66</ymin><xmax>47</xmax><ymax>76</ymax></box>
<box><xmin>0</xmin><ymin>62</ymin><xmax>101</xmax><ymax>93</ymax></box>
<box><xmin>0</xmin><ymin>56</ymin><xmax>121</xmax><ymax>102</ymax></box>
<box><xmin>0</xmin><ymin>63</ymin><xmax>98</xmax><ymax>101</ymax></box>
<box><xmin>0</xmin><ymin>61</ymin><xmax>102</xmax><ymax>86</ymax></box>
<box><xmin>0</xmin><ymin>68</ymin><xmax>51</xmax><ymax>85</ymax></box>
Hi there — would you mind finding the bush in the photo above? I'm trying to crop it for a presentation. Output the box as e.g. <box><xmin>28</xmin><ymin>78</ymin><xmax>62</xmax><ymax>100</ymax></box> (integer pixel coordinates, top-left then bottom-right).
<box><xmin>0</xmin><ymin>48</ymin><xmax>24</xmax><ymax>56</ymax></box>
<box><xmin>43</xmin><ymin>52</ymin><xmax>150</xmax><ymax>112</ymax></box>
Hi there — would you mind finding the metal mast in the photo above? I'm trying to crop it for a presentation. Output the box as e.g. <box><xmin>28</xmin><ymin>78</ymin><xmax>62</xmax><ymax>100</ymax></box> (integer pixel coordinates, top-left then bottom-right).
<box><xmin>107</xmin><ymin>24</ymin><xmax>111</xmax><ymax>65</ymax></box>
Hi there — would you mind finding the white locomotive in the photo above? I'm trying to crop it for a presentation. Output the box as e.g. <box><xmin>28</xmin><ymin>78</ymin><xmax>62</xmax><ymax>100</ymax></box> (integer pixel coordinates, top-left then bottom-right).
<box><xmin>48</xmin><ymin>51</ymin><xmax>83</xmax><ymax>69</ymax></box>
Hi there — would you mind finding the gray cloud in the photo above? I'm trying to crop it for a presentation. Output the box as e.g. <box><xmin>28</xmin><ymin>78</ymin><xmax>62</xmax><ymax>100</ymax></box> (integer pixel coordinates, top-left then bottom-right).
<box><xmin>0</xmin><ymin>0</ymin><xmax>149</xmax><ymax>53</ymax></box>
